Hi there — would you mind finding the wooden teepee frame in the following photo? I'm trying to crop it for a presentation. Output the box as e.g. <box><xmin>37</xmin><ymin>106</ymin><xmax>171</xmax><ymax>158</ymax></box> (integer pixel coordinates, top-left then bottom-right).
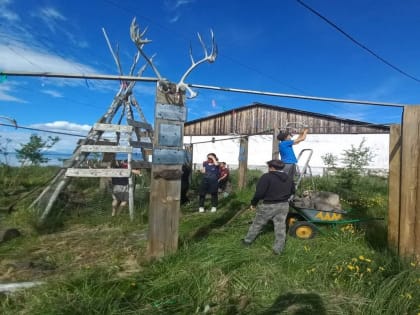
<box><xmin>32</xmin><ymin>19</ymin><xmax>158</xmax><ymax>222</ymax></box>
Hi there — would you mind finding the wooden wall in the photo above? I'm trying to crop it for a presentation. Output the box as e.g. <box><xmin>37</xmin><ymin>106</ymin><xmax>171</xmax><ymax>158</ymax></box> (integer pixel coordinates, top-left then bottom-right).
<box><xmin>185</xmin><ymin>104</ymin><xmax>389</xmax><ymax>136</ymax></box>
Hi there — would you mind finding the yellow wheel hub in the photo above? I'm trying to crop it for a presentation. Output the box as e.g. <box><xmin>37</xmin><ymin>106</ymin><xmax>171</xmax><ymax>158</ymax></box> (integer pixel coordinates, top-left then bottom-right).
<box><xmin>296</xmin><ymin>226</ymin><xmax>313</xmax><ymax>239</ymax></box>
<box><xmin>288</xmin><ymin>217</ymin><xmax>298</xmax><ymax>226</ymax></box>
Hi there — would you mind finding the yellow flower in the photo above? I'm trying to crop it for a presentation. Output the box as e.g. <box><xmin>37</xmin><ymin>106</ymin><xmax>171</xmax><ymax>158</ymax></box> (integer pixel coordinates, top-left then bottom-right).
<box><xmin>410</xmin><ymin>262</ymin><xmax>417</xmax><ymax>267</ymax></box>
<box><xmin>379</xmin><ymin>266</ymin><xmax>385</xmax><ymax>271</ymax></box>
<box><xmin>359</xmin><ymin>255</ymin><xmax>365</xmax><ymax>261</ymax></box>
<box><xmin>351</xmin><ymin>258</ymin><xmax>358</xmax><ymax>262</ymax></box>
<box><xmin>367</xmin><ymin>268</ymin><xmax>372</xmax><ymax>273</ymax></box>
<box><xmin>365</xmin><ymin>258</ymin><xmax>372</xmax><ymax>263</ymax></box>
<box><xmin>347</xmin><ymin>265</ymin><xmax>355</xmax><ymax>271</ymax></box>
<box><xmin>405</xmin><ymin>293</ymin><xmax>412</xmax><ymax>300</ymax></box>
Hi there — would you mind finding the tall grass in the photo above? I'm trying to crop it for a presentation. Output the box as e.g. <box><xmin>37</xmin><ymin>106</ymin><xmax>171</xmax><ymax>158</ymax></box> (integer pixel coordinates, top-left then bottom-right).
<box><xmin>1</xmin><ymin>168</ymin><xmax>420</xmax><ymax>314</ymax></box>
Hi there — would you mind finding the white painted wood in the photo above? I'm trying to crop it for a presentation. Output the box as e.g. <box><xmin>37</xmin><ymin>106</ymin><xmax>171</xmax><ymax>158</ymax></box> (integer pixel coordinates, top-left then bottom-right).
<box><xmin>80</xmin><ymin>145</ymin><xmax>133</xmax><ymax>153</ymax></box>
<box><xmin>65</xmin><ymin>168</ymin><xmax>131</xmax><ymax>178</ymax></box>
<box><xmin>93</xmin><ymin>123</ymin><xmax>133</xmax><ymax>133</ymax></box>
<box><xmin>127</xmin><ymin>119</ymin><xmax>152</xmax><ymax>131</ymax></box>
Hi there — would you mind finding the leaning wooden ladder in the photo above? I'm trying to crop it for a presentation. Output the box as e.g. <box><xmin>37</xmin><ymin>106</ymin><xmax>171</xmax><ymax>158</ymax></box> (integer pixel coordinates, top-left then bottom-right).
<box><xmin>65</xmin><ymin>123</ymin><xmax>136</xmax><ymax>220</ymax></box>
<box><xmin>31</xmin><ymin>114</ymin><xmax>153</xmax><ymax>223</ymax></box>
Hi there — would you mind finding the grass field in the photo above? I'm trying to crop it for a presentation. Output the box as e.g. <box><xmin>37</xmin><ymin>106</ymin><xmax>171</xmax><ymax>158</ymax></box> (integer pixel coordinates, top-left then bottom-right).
<box><xmin>0</xmin><ymin>166</ymin><xmax>419</xmax><ymax>314</ymax></box>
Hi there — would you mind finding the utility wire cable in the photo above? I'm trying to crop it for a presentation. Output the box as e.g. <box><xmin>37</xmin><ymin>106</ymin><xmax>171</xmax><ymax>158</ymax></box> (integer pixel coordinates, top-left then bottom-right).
<box><xmin>0</xmin><ymin>123</ymin><xmax>87</xmax><ymax>137</ymax></box>
<box><xmin>295</xmin><ymin>0</ymin><xmax>420</xmax><ymax>84</ymax></box>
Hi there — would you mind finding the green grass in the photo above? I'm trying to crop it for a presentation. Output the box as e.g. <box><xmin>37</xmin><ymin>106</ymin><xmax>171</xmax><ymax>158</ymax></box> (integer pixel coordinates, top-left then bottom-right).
<box><xmin>1</xmin><ymin>167</ymin><xmax>420</xmax><ymax>314</ymax></box>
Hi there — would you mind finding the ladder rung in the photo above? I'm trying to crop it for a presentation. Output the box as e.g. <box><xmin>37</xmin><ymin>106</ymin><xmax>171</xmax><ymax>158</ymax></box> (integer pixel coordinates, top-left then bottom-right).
<box><xmin>130</xmin><ymin>140</ymin><xmax>153</xmax><ymax>149</ymax></box>
<box><xmin>65</xmin><ymin>168</ymin><xmax>131</xmax><ymax>178</ymax></box>
<box><xmin>127</xmin><ymin>119</ymin><xmax>153</xmax><ymax>131</ymax></box>
<box><xmin>77</xmin><ymin>139</ymin><xmax>117</xmax><ymax>145</ymax></box>
<box><xmin>80</xmin><ymin>145</ymin><xmax>133</xmax><ymax>153</ymax></box>
<box><xmin>93</xmin><ymin>123</ymin><xmax>133</xmax><ymax>133</ymax></box>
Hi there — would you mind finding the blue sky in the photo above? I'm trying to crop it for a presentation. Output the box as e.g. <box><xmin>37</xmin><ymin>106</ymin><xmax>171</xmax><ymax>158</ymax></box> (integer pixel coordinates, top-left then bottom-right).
<box><xmin>0</xmin><ymin>0</ymin><xmax>419</xmax><ymax>155</ymax></box>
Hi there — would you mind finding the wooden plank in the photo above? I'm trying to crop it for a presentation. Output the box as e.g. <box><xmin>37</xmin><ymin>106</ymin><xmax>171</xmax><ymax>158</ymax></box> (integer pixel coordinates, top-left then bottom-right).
<box><xmin>77</xmin><ymin>139</ymin><xmax>117</xmax><ymax>146</ymax></box>
<box><xmin>387</xmin><ymin>124</ymin><xmax>401</xmax><ymax>252</ymax></box>
<box><xmin>130</xmin><ymin>140</ymin><xmax>153</xmax><ymax>149</ymax></box>
<box><xmin>238</xmin><ymin>136</ymin><xmax>248</xmax><ymax>189</ymax></box>
<box><xmin>127</xmin><ymin>119</ymin><xmax>153</xmax><ymax>131</ymax></box>
<box><xmin>147</xmin><ymin>164</ymin><xmax>181</xmax><ymax>258</ymax></box>
<box><xmin>93</xmin><ymin>123</ymin><xmax>133</xmax><ymax>133</ymax></box>
<box><xmin>148</xmin><ymin>82</ymin><xmax>183</xmax><ymax>259</ymax></box>
<box><xmin>80</xmin><ymin>145</ymin><xmax>133</xmax><ymax>153</ymax></box>
<box><xmin>399</xmin><ymin>106</ymin><xmax>420</xmax><ymax>259</ymax></box>
<box><xmin>131</xmin><ymin>160</ymin><xmax>151</xmax><ymax>169</ymax></box>
<box><xmin>65</xmin><ymin>168</ymin><xmax>131</xmax><ymax>178</ymax></box>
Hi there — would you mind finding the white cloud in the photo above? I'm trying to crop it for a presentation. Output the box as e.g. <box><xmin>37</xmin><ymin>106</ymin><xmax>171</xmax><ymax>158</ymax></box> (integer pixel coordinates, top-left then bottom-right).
<box><xmin>40</xmin><ymin>7</ymin><xmax>66</xmax><ymax>21</ymax></box>
<box><xmin>30</xmin><ymin>121</ymin><xmax>91</xmax><ymax>133</ymax></box>
<box><xmin>37</xmin><ymin>7</ymin><xmax>67</xmax><ymax>32</ymax></box>
<box><xmin>41</xmin><ymin>89</ymin><xmax>63</xmax><ymax>98</ymax></box>
<box><xmin>169</xmin><ymin>15</ymin><xmax>180</xmax><ymax>23</ymax></box>
<box><xmin>174</xmin><ymin>0</ymin><xmax>195</xmax><ymax>9</ymax></box>
<box><xmin>0</xmin><ymin>42</ymin><xmax>97</xmax><ymax>73</ymax></box>
<box><xmin>0</xmin><ymin>83</ymin><xmax>27</xmax><ymax>103</ymax></box>
<box><xmin>344</xmin><ymin>77</ymin><xmax>402</xmax><ymax>103</ymax></box>
<box><xmin>0</xmin><ymin>0</ymin><xmax>19</xmax><ymax>21</ymax></box>
<box><xmin>165</xmin><ymin>0</ymin><xmax>195</xmax><ymax>23</ymax></box>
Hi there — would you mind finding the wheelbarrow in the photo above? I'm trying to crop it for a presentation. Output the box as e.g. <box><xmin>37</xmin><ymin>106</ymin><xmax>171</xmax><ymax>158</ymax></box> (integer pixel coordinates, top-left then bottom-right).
<box><xmin>286</xmin><ymin>201</ymin><xmax>384</xmax><ymax>240</ymax></box>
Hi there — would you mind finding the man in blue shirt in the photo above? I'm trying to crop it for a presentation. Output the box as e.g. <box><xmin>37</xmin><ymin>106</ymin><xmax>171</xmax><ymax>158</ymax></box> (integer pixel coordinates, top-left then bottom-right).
<box><xmin>277</xmin><ymin>127</ymin><xmax>308</xmax><ymax>180</ymax></box>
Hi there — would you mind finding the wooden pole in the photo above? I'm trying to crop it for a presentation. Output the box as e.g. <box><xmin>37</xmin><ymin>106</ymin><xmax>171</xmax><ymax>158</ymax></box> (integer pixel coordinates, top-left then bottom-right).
<box><xmin>398</xmin><ymin>106</ymin><xmax>420</xmax><ymax>260</ymax></box>
<box><xmin>272</xmin><ymin>127</ymin><xmax>279</xmax><ymax>160</ymax></box>
<box><xmin>148</xmin><ymin>81</ymin><xmax>186</xmax><ymax>259</ymax></box>
<box><xmin>387</xmin><ymin>124</ymin><xmax>401</xmax><ymax>252</ymax></box>
<box><xmin>238</xmin><ymin>136</ymin><xmax>248</xmax><ymax>190</ymax></box>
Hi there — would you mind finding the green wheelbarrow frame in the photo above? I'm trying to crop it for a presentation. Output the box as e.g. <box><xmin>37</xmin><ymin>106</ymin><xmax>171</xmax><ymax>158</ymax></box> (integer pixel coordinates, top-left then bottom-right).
<box><xmin>286</xmin><ymin>202</ymin><xmax>384</xmax><ymax>239</ymax></box>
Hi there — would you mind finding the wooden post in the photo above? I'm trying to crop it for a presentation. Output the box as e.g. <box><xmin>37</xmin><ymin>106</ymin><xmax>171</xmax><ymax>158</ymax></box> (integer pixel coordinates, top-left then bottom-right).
<box><xmin>387</xmin><ymin>124</ymin><xmax>401</xmax><ymax>251</ymax></box>
<box><xmin>399</xmin><ymin>106</ymin><xmax>420</xmax><ymax>260</ymax></box>
<box><xmin>148</xmin><ymin>81</ymin><xmax>186</xmax><ymax>259</ymax></box>
<box><xmin>238</xmin><ymin>136</ymin><xmax>248</xmax><ymax>190</ymax></box>
<box><xmin>272</xmin><ymin>127</ymin><xmax>279</xmax><ymax>160</ymax></box>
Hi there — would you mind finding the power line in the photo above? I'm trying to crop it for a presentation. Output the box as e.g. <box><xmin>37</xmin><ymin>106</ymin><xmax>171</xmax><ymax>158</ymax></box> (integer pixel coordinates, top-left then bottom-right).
<box><xmin>295</xmin><ymin>0</ymin><xmax>420</xmax><ymax>84</ymax></box>
<box><xmin>189</xmin><ymin>83</ymin><xmax>405</xmax><ymax>107</ymax></box>
<box><xmin>0</xmin><ymin>123</ymin><xmax>87</xmax><ymax>138</ymax></box>
<box><xmin>101</xmin><ymin>0</ymin><xmax>307</xmax><ymax>95</ymax></box>
<box><xmin>2</xmin><ymin>70</ymin><xmax>405</xmax><ymax>107</ymax></box>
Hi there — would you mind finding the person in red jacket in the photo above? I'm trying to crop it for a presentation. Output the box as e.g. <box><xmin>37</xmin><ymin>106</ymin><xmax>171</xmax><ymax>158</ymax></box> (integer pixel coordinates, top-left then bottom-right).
<box><xmin>218</xmin><ymin>162</ymin><xmax>230</xmax><ymax>193</ymax></box>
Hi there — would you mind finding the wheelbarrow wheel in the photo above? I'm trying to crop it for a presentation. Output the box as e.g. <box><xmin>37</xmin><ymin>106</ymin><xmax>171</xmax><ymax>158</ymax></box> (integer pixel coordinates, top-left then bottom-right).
<box><xmin>286</xmin><ymin>213</ymin><xmax>304</xmax><ymax>229</ymax></box>
<box><xmin>288</xmin><ymin>221</ymin><xmax>317</xmax><ymax>239</ymax></box>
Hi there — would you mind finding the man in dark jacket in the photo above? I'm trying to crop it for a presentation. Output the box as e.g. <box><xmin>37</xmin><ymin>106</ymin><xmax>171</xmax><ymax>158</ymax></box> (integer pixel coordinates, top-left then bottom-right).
<box><xmin>242</xmin><ymin>159</ymin><xmax>295</xmax><ymax>254</ymax></box>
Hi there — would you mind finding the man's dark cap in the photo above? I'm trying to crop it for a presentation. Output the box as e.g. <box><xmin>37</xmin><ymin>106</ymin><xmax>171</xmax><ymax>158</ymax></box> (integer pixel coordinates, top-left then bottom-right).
<box><xmin>267</xmin><ymin>159</ymin><xmax>285</xmax><ymax>170</ymax></box>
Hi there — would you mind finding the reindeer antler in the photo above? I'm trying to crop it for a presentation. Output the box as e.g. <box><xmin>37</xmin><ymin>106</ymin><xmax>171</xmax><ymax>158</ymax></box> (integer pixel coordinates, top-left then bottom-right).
<box><xmin>177</xmin><ymin>30</ymin><xmax>217</xmax><ymax>98</ymax></box>
<box><xmin>130</xmin><ymin>17</ymin><xmax>162</xmax><ymax>80</ymax></box>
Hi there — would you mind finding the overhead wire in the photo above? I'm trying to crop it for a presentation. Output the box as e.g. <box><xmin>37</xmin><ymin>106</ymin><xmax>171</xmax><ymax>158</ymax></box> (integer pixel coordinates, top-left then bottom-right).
<box><xmin>101</xmin><ymin>0</ymin><xmax>306</xmax><ymax>95</ymax></box>
<box><xmin>295</xmin><ymin>0</ymin><xmax>420</xmax><ymax>84</ymax></box>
